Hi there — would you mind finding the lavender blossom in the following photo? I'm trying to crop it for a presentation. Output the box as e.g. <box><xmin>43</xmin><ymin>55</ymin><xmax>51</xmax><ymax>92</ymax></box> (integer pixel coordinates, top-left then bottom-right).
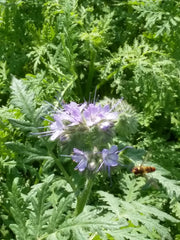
<box><xmin>72</xmin><ymin>148</ymin><xmax>88</xmax><ymax>172</ymax></box>
<box><xmin>102</xmin><ymin>145</ymin><xmax>119</xmax><ymax>167</ymax></box>
<box><xmin>48</xmin><ymin>102</ymin><xmax>86</xmax><ymax>141</ymax></box>
<box><xmin>49</xmin><ymin>115</ymin><xmax>66</xmax><ymax>141</ymax></box>
<box><xmin>70</xmin><ymin>145</ymin><xmax>132</xmax><ymax>174</ymax></box>
<box><xmin>98</xmin><ymin>145</ymin><xmax>119</xmax><ymax>175</ymax></box>
<box><xmin>46</xmin><ymin>99</ymin><xmax>123</xmax><ymax>142</ymax></box>
<box><xmin>62</xmin><ymin>102</ymin><xmax>86</xmax><ymax>126</ymax></box>
<box><xmin>83</xmin><ymin>103</ymin><xmax>118</xmax><ymax>130</ymax></box>
<box><xmin>98</xmin><ymin>145</ymin><xmax>132</xmax><ymax>176</ymax></box>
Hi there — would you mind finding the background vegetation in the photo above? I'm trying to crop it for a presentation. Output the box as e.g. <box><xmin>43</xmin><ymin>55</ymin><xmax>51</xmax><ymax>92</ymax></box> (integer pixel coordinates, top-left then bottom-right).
<box><xmin>0</xmin><ymin>0</ymin><xmax>180</xmax><ymax>239</ymax></box>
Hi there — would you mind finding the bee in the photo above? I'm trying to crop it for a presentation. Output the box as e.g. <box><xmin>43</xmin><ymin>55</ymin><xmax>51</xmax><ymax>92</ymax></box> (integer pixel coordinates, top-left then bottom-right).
<box><xmin>132</xmin><ymin>166</ymin><xmax>156</xmax><ymax>175</ymax></box>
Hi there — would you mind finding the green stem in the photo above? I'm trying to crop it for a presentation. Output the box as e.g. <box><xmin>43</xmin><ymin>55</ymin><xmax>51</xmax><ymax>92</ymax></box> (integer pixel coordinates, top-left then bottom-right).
<box><xmin>86</xmin><ymin>48</ymin><xmax>96</xmax><ymax>98</ymax></box>
<box><xmin>50</xmin><ymin>152</ymin><xmax>76</xmax><ymax>192</ymax></box>
<box><xmin>74</xmin><ymin>177</ymin><xmax>94</xmax><ymax>216</ymax></box>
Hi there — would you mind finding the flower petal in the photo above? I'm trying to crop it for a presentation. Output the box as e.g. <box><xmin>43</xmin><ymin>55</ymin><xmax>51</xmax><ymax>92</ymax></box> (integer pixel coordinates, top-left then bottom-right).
<box><xmin>74</xmin><ymin>159</ymin><xmax>87</xmax><ymax>172</ymax></box>
<box><xmin>71</xmin><ymin>148</ymin><xmax>88</xmax><ymax>172</ymax></box>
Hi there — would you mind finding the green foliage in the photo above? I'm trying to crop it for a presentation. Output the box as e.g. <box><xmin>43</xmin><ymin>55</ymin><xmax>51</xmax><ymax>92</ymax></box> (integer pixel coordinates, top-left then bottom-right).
<box><xmin>1</xmin><ymin>0</ymin><xmax>180</xmax><ymax>239</ymax></box>
<box><xmin>170</xmin><ymin>198</ymin><xmax>180</xmax><ymax>219</ymax></box>
<box><xmin>98</xmin><ymin>174</ymin><xmax>178</xmax><ymax>240</ymax></box>
<box><xmin>5</xmin><ymin>173</ymin><xmax>179</xmax><ymax>240</ymax></box>
<box><xmin>7</xmin><ymin>176</ymin><xmax>124</xmax><ymax>240</ymax></box>
<box><xmin>10</xmin><ymin>76</ymin><xmax>36</xmax><ymax>119</ymax></box>
<box><xmin>10</xmin><ymin>76</ymin><xmax>49</xmax><ymax>124</ymax></box>
<box><xmin>102</xmin><ymin>38</ymin><xmax>180</xmax><ymax>129</ymax></box>
<box><xmin>152</xmin><ymin>169</ymin><xmax>180</xmax><ymax>198</ymax></box>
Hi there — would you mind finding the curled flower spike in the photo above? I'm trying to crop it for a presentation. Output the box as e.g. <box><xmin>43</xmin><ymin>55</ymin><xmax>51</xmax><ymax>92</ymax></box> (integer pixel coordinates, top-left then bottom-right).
<box><xmin>72</xmin><ymin>148</ymin><xmax>88</xmax><ymax>172</ymax></box>
<box><xmin>41</xmin><ymin>98</ymin><xmax>124</xmax><ymax>141</ymax></box>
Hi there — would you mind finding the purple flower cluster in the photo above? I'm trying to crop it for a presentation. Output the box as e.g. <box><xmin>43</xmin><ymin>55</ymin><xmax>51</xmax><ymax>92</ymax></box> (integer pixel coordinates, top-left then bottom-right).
<box><xmin>36</xmin><ymin>98</ymin><xmax>134</xmax><ymax>176</ymax></box>
<box><xmin>72</xmin><ymin>145</ymin><xmax>131</xmax><ymax>175</ymax></box>
<box><xmin>49</xmin><ymin>100</ymin><xmax>121</xmax><ymax>141</ymax></box>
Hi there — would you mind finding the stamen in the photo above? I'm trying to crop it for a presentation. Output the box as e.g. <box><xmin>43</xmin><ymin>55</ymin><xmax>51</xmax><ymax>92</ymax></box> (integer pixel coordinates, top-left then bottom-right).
<box><xmin>110</xmin><ymin>97</ymin><xmax>124</xmax><ymax>112</ymax></box>
<box><xmin>30</xmin><ymin>130</ymin><xmax>53</xmax><ymax>135</ymax></box>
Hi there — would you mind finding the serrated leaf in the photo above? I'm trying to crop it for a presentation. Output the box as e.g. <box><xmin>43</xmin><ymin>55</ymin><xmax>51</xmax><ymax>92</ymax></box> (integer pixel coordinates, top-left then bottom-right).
<box><xmin>5</xmin><ymin>141</ymin><xmax>47</xmax><ymax>157</ymax></box>
<box><xmin>152</xmin><ymin>170</ymin><xmax>180</xmax><ymax>198</ymax></box>
<box><xmin>10</xmin><ymin>76</ymin><xmax>36</xmax><ymax>121</ymax></box>
<box><xmin>8</xmin><ymin>118</ymin><xmax>37</xmax><ymax>132</ymax></box>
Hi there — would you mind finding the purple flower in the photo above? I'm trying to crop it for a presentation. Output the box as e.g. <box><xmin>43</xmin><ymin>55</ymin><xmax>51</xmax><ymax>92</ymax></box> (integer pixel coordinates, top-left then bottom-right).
<box><xmin>56</xmin><ymin>102</ymin><xmax>86</xmax><ymax>126</ymax></box>
<box><xmin>70</xmin><ymin>145</ymin><xmax>132</xmax><ymax>174</ymax></box>
<box><xmin>48</xmin><ymin>102</ymin><xmax>85</xmax><ymax>141</ymax></box>
<box><xmin>98</xmin><ymin>145</ymin><xmax>132</xmax><ymax>176</ymax></box>
<box><xmin>62</xmin><ymin>102</ymin><xmax>86</xmax><ymax>126</ymax></box>
<box><xmin>99</xmin><ymin>145</ymin><xmax>119</xmax><ymax>175</ymax></box>
<box><xmin>50</xmin><ymin>115</ymin><xmax>66</xmax><ymax>141</ymax></box>
<box><xmin>83</xmin><ymin>103</ymin><xmax>118</xmax><ymax>129</ymax></box>
<box><xmin>102</xmin><ymin>145</ymin><xmax>119</xmax><ymax>167</ymax></box>
<box><xmin>45</xmin><ymin>98</ymin><xmax>124</xmax><ymax>141</ymax></box>
<box><xmin>72</xmin><ymin>148</ymin><xmax>88</xmax><ymax>172</ymax></box>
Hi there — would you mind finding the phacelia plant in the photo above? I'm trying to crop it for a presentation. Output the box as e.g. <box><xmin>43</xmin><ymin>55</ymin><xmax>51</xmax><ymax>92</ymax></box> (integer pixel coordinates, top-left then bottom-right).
<box><xmin>39</xmin><ymin>97</ymin><xmax>135</xmax><ymax>215</ymax></box>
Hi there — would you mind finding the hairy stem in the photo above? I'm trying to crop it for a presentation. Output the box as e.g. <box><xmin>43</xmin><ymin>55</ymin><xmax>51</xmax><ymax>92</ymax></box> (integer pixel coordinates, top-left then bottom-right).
<box><xmin>74</xmin><ymin>177</ymin><xmax>93</xmax><ymax>216</ymax></box>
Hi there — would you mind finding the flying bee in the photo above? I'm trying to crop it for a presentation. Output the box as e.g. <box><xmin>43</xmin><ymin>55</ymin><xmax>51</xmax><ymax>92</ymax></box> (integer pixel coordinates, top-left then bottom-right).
<box><xmin>132</xmin><ymin>165</ymin><xmax>156</xmax><ymax>176</ymax></box>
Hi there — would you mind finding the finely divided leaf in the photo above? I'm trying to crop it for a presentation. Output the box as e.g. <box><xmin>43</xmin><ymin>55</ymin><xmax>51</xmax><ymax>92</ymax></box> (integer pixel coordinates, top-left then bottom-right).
<box><xmin>10</xmin><ymin>77</ymin><xmax>36</xmax><ymax>121</ymax></box>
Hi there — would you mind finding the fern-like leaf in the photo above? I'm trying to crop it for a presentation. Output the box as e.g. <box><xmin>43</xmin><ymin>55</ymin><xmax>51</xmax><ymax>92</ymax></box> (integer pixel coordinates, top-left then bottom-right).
<box><xmin>9</xmin><ymin>178</ymin><xmax>29</xmax><ymax>240</ymax></box>
<box><xmin>46</xmin><ymin>208</ymin><xmax>123</xmax><ymax>240</ymax></box>
<box><xmin>150</xmin><ymin>166</ymin><xmax>180</xmax><ymax>198</ymax></box>
<box><xmin>47</xmin><ymin>193</ymin><xmax>74</xmax><ymax>233</ymax></box>
<box><xmin>170</xmin><ymin>198</ymin><xmax>180</xmax><ymax>219</ymax></box>
<box><xmin>5</xmin><ymin>141</ymin><xmax>47</xmax><ymax>158</ymax></box>
<box><xmin>8</xmin><ymin>118</ymin><xmax>37</xmax><ymax>132</ymax></box>
<box><xmin>27</xmin><ymin>175</ymin><xmax>54</xmax><ymax>239</ymax></box>
<box><xmin>10</xmin><ymin>77</ymin><xmax>36</xmax><ymax>121</ymax></box>
<box><xmin>120</xmin><ymin>173</ymin><xmax>146</xmax><ymax>202</ymax></box>
<box><xmin>98</xmin><ymin>190</ymin><xmax>178</xmax><ymax>240</ymax></box>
